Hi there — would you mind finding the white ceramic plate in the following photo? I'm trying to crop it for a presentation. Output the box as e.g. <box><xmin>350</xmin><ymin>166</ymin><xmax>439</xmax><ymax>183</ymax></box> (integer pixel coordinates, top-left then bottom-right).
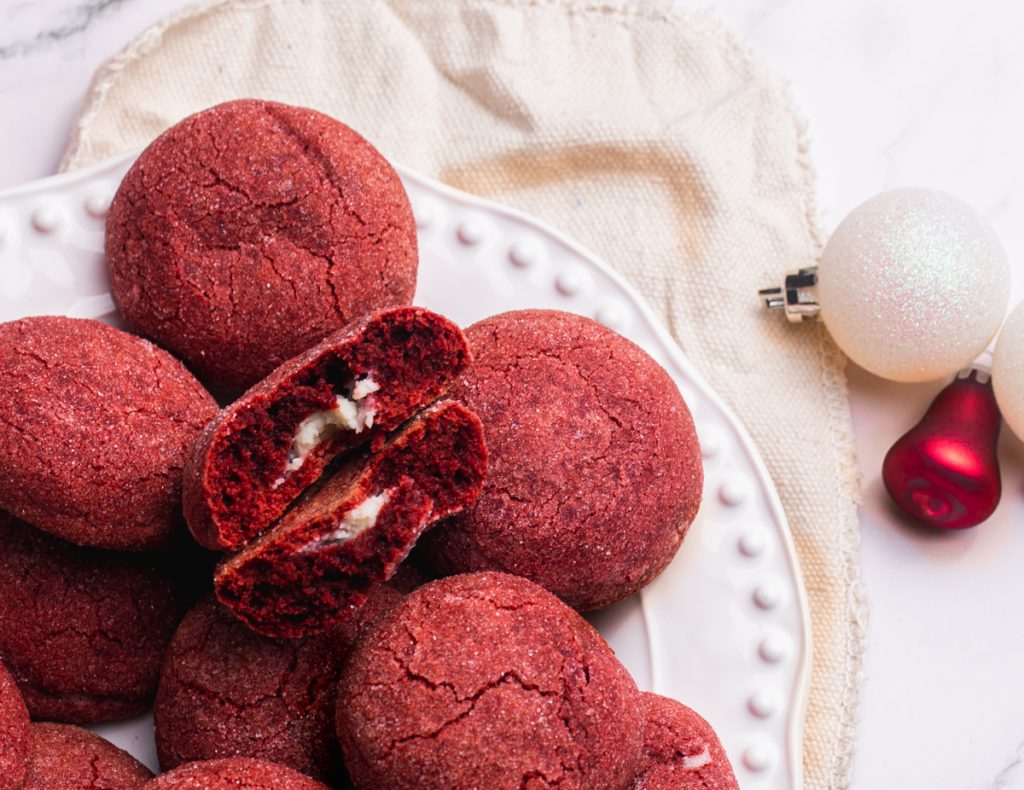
<box><xmin>0</xmin><ymin>152</ymin><xmax>811</xmax><ymax>789</ymax></box>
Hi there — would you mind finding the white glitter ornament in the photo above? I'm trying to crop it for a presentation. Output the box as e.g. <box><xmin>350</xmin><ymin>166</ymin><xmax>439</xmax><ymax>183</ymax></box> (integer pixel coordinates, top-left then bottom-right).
<box><xmin>993</xmin><ymin>301</ymin><xmax>1024</xmax><ymax>442</ymax></box>
<box><xmin>761</xmin><ymin>189</ymin><xmax>1009</xmax><ymax>382</ymax></box>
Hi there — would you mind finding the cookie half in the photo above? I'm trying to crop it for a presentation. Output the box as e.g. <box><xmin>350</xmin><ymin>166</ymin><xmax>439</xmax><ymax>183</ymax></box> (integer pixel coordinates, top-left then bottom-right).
<box><xmin>215</xmin><ymin>401</ymin><xmax>486</xmax><ymax>638</ymax></box>
<box><xmin>184</xmin><ymin>307</ymin><xmax>469</xmax><ymax>551</ymax></box>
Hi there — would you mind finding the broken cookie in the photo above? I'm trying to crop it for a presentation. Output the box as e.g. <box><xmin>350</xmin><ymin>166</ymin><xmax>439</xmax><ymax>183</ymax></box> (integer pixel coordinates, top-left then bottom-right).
<box><xmin>184</xmin><ymin>307</ymin><xmax>470</xmax><ymax>552</ymax></box>
<box><xmin>214</xmin><ymin>401</ymin><xmax>486</xmax><ymax>639</ymax></box>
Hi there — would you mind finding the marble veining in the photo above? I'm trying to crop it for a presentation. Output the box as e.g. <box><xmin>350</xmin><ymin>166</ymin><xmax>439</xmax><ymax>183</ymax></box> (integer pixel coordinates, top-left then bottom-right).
<box><xmin>0</xmin><ymin>0</ymin><xmax>130</xmax><ymax>59</ymax></box>
<box><xmin>2</xmin><ymin>2</ymin><xmax>1024</xmax><ymax>788</ymax></box>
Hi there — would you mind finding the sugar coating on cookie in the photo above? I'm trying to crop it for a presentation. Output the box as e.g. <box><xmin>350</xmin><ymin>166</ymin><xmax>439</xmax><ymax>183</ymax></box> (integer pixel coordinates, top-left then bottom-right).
<box><xmin>184</xmin><ymin>307</ymin><xmax>470</xmax><ymax>552</ymax></box>
<box><xmin>424</xmin><ymin>309</ymin><xmax>703</xmax><ymax>611</ymax></box>
<box><xmin>106</xmin><ymin>98</ymin><xmax>418</xmax><ymax>392</ymax></box>
<box><xmin>21</xmin><ymin>723</ymin><xmax>153</xmax><ymax>790</ymax></box>
<box><xmin>0</xmin><ymin>660</ymin><xmax>30</xmax><ymax>790</ymax></box>
<box><xmin>632</xmin><ymin>693</ymin><xmax>738</xmax><ymax>789</ymax></box>
<box><xmin>0</xmin><ymin>316</ymin><xmax>217</xmax><ymax>550</ymax></box>
<box><xmin>214</xmin><ymin>401</ymin><xmax>487</xmax><ymax>639</ymax></box>
<box><xmin>154</xmin><ymin>587</ymin><xmax>404</xmax><ymax>782</ymax></box>
<box><xmin>142</xmin><ymin>757</ymin><xmax>330</xmax><ymax>789</ymax></box>
<box><xmin>336</xmin><ymin>572</ymin><xmax>643</xmax><ymax>790</ymax></box>
<box><xmin>0</xmin><ymin>513</ymin><xmax>183</xmax><ymax>724</ymax></box>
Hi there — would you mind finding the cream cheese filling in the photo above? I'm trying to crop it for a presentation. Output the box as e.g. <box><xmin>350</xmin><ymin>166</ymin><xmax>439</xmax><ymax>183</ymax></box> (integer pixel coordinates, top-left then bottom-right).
<box><xmin>299</xmin><ymin>490</ymin><xmax>391</xmax><ymax>553</ymax></box>
<box><xmin>282</xmin><ymin>375</ymin><xmax>379</xmax><ymax>476</ymax></box>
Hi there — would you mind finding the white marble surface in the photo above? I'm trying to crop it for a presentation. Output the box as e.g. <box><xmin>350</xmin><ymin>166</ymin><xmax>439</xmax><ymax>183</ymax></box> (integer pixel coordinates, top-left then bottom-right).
<box><xmin>2</xmin><ymin>1</ymin><xmax>1023</xmax><ymax>787</ymax></box>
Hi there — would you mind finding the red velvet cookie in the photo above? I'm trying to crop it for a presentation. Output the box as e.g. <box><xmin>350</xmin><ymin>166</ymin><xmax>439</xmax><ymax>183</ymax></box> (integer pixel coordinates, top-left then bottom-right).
<box><xmin>106</xmin><ymin>98</ymin><xmax>418</xmax><ymax>392</ymax></box>
<box><xmin>143</xmin><ymin>757</ymin><xmax>330</xmax><ymax>789</ymax></box>
<box><xmin>0</xmin><ymin>316</ymin><xmax>217</xmax><ymax>550</ymax></box>
<box><xmin>424</xmin><ymin>309</ymin><xmax>703</xmax><ymax>610</ymax></box>
<box><xmin>154</xmin><ymin>586</ymin><xmax>404</xmax><ymax>783</ymax></box>
<box><xmin>215</xmin><ymin>401</ymin><xmax>487</xmax><ymax>638</ymax></box>
<box><xmin>0</xmin><ymin>660</ymin><xmax>30</xmax><ymax>789</ymax></box>
<box><xmin>336</xmin><ymin>572</ymin><xmax>643</xmax><ymax>790</ymax></box>
<box><xmin>21</xmin><ymin>723</ymin><xmax>153</xmax><ymax>789</ymax></box>
<box><xmin>184</xmin><ymin>307</ymin><xmax>469</xmax><ymax>551</ymax></box>
<box><xmin>0</xmin><ymin>513</ymin><xmax>184</xmax><ymax>723</ymax></box>
<box><xmin>633</xmin><ymin>694</ymin><xmax>738</xmax><ymax>789</ymax></box>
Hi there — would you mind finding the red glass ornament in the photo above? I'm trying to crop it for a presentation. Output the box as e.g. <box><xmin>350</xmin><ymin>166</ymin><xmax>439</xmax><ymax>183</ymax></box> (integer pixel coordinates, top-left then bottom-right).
<box><xmin>882</xmin><ymin>368</ymin><xmax>1002</xmax><ymax>529</ymax></box>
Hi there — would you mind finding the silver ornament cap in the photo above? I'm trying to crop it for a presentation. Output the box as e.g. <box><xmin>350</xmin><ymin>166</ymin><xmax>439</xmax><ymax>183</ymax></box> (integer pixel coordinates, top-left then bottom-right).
<box><xmin>758</xmin><ymin>267</ymin><xmax>820</xmax><ymax>322</ymax></box>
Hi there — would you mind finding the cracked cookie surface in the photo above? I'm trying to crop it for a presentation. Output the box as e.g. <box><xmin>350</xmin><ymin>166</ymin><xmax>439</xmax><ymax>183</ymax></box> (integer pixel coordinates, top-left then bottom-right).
<box><xmin>336</xmin><ymin>571</ymin><xmax>643</xmax><ymax>790</ymax></box>
<box><xmin>20</xmin><ymin>723</ymin><xmax>153</xmax><ymax>789</ymax></box>
<box><xmin>423</xmin><ymin>309</ymin><xmax>703</xmax><ymax>610</ymax></box>
<box><xmin>154</xmin><ymin>587</ymin><xmax>405</xmax><ymax>783</ymax></box>
<box><xmin>0</xmin><ymin>513</ymin><xmax>184</xmax><ymax>724</ymax></box>
<box><xmin>632</xmin><ymin>693</ymin><xmax>738</xmax><ymax>789</ymax></box>
<box><xmin>106</xmin><ymin>98</ymin><xmax>418</xmax><ymax>392</ymax></box>
<box><xmin>142</xmin><ymin>757</ymin><xmax>330</xmax><ymax>789</ymax></box>
<box><xmin>0</xmin><ymin>316</ymin><xmax>217</xmax><ymax>550</ymax></box>
<box><xmin>0</xmin><ymin>659</ymin><xmax>30</xmax><ymax>789</ymax></box>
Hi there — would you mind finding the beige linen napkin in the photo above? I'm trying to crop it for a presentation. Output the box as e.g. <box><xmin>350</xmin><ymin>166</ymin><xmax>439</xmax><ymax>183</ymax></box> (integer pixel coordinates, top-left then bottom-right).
<box><xmin>62</xmin><ymin>1</ymin><xmax>866</xmax><ymax>785</ymax></box>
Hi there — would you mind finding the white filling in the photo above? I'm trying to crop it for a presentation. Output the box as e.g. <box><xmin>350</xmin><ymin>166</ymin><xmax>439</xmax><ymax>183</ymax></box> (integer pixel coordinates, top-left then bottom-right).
<box><xmin>300</xmin><ymin>490</ymin><xmax>391</xmax><ymax>553</ymax></box>
<box><xmin>682</xmin><ymin>746</ymin><xmax>711</xmax><ymax>770</ymax></box>
<box><xmin>351</xmin><ymin>376</ymin><xmax>381</xmax><ymax>401</ymax></box>
<box><xmin>283</xmin><ymin>375</ymin><xmax>378</xmax><ymax>475</ymax></box>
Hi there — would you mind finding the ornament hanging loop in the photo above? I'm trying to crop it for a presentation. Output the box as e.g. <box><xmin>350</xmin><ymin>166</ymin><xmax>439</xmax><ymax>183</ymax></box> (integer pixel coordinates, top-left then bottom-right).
<box><xmin>758</xmin><ymin>267</ymin><xmax>821</xmax><ymax>323</ymax></box>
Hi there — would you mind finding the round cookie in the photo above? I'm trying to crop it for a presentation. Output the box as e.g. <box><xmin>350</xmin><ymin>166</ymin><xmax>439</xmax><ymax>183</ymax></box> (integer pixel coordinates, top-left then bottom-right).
<box><xmin>155</xmin><ymin>586</ymin><xmax>403</xmax><ymax>782</ymax></box>
<box><xmin>143</xmin><ymin>757</ymin><xmax>330</xmax><ymax>789</ymax></box>
<box><xmin>106</xmin><ymin>98</ymin><xmax>418</xmax><ymax>392</ymax></box>
<box><xmin>424</xmin><ymin>309</ymin><xmax>703</xmax><ymax>610</ymax></box>
<box><xmin>633</xmin><ymin>693</ymin><xmax>738</xmax><ymax>789</ymax></box>
<box><xmin>336</xmin><ymin>571</ymin><xmax>643</xmax><ymax>790</ymax></box>
<box><xmin>0</xmin><ymin>316</ymin><xmax>217</xmax><ymax>550</ymax></box>
<box><xmin>21</xmin><ymin>723</ymin><xmax>153</xmax><ymax>789</ymax></box>
<box><xmin>0</xmin><ymin>513</ymin><xmax>184</xmax><ymax>723</ymax></box>
<box><xmin>0</xmin><ymin>660</ymin><xmax>30</xmax><ymax>789</ymax></box>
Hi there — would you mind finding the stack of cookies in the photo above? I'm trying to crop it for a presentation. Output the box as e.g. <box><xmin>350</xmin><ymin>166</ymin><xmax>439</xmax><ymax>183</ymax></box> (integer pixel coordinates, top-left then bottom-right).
<box><xmin>0</xmin><ymin>100</ymin><xmax>736</xmax><ymax>789</ymax></box>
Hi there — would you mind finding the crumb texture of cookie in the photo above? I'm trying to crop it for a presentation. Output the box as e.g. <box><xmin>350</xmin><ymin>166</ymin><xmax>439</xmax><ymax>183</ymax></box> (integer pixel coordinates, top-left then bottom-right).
<box><xmin>184</xmin><ymin>307</ymin><xmax>470</xmax><ymax>552</ymax></box>
<box><xmin>0</xmin><ymin>659</ymin><xmax>30</xmax><ymax>789</ymax></box>
<box><xmin>336</xmin><ymin>572</ymin><xmax>643</xmax><ymax>790</ymax></box>
<box><xmin>0</xmin><ymin>513</ymin><xmax>184</xmax><ymax>724</ymax></box>
<box><xmin>632</xmin><ymin>693</ymin><xmax>739</xmax><ymax>789</ymax></box>
<box><xmin>106</xmin><ymin>98</ymin><xmax>419</xmax><ymax>392</ymax></box>
<box><xmin>21</xmin><ymin>723</ymin><xmax>153</xmax><ymax>789</ymax></box>
<box><xmin>0</xmin><ymin>316</ymin><xmax>217</xmax><ymax>550</ymax></box>
<box><xmin>214</xmin><ymin>401</ymin><xmax>487</xmax><ymax>639</ymax></box>
<box><xmin>154</xmin><ymin>589</ymin><xmax>403</xmax><ymax>782</ymax></box>
<box><xmin>424</xmin><ymin>309</ymin><xmax>703</xmax><ymax>610</ymax></box>
<box><xmin>142</xmin><ymin>757</ymin><xmax>330</xmax><ymax>789</ymax></box>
